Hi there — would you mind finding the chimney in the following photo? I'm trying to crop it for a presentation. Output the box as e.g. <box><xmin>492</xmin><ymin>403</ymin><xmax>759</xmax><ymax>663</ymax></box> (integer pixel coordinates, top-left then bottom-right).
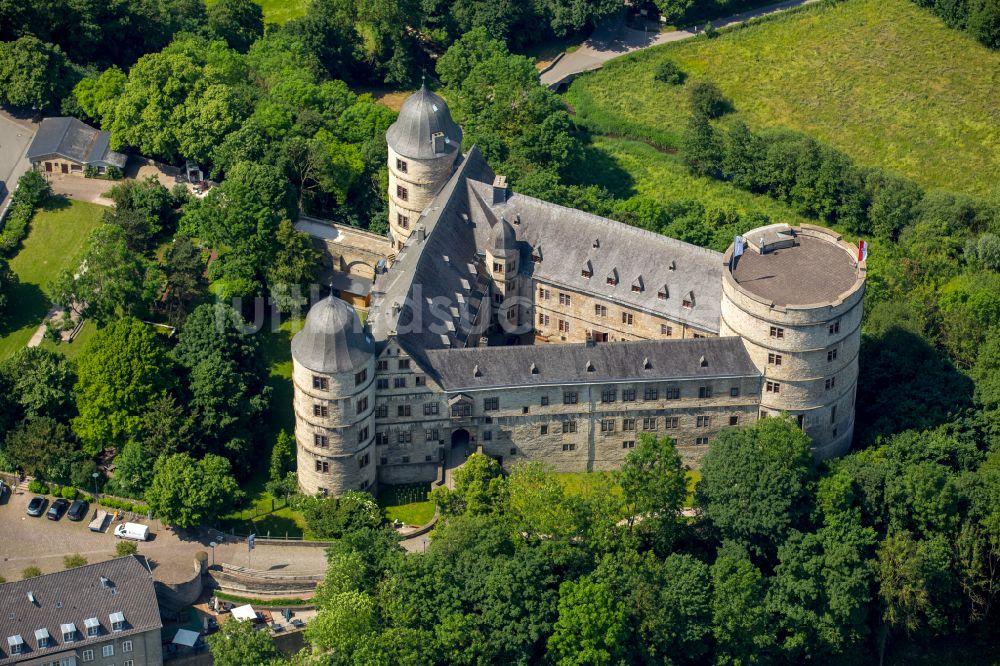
<box><xmin>414</xmin><ymin>225</ymin><xmax>426</xmax><ymax>242</ymax></box>
<box><xmin>432</xmin><ymin>131</ymin><xmax>446</xmax><ymax>153</ymax></box>
<box><xmin>492</xmin><ymin>175</ymin><xmax>508</xmax><ymax>205</ymax></box>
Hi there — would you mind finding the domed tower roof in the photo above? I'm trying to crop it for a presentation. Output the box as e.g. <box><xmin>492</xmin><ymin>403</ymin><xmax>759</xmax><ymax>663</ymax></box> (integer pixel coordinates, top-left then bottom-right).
<box><xmin>490</xmin><ymin>216</ymin><xmax>518</xmax><ymax>252</ymax></box>
<box><xmin>386</xmin><ymin>84</ymin><xmax>463</xmax><ymax>160</ymax></box>
<box><xmin>292</xmin><ymin>295</ymin><xmax>373</xmax><ymax>373</ymax></box>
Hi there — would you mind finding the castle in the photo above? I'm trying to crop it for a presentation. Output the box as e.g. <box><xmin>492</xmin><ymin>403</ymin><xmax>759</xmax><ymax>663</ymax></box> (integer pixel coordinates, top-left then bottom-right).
<box><xmin>291</xmin><ymin>86</ymin><xmax>867</xmax><ymax>497</ymax></box>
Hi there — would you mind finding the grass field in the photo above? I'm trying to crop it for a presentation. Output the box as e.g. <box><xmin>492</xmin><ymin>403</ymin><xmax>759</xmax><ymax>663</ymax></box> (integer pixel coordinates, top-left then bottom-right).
<box><xmin>204</xmin><ymin>0</ymin><xmax>307</xmax><ymax>24</ymax></box>
<box><xmin>378</xmin><ymin>483</ymin><xmax>435</xmax><ymax>526</ymax></box>
<box><xmin>0</xmin><ymin>198</ymin><xmax>106</xmax><ymax>361</ymax></box>
<box><xmin>565</xmin><ymin>0</ymin><xmax>1000</xmax><ymax>200</ymax></box>
<box><xmin>553</xmin><ymin>469</ymin><xmax>701</xmax><ymax>507</ymax></box>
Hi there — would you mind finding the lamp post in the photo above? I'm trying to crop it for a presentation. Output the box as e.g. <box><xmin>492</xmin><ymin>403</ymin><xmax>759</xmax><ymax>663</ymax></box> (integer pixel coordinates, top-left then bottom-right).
<box><xmin>209</xmin><ymin>542</ymin><xmax>217</xmax><ymax>568</ymax></box>
<box><xmin>422</xmin><ymin>537</ymin><xmax>428</xmax><ymax>553</ymax></box>
<box><xmin>91</xmin><ymin>472</ymin><xmax>99</xmax><ymax>497</ymax></box>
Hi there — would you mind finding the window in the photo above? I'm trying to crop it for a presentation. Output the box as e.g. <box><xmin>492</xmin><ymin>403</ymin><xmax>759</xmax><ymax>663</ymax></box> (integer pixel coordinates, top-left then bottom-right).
<box><xmin>631</xmin><ymin>283</ymin><xmax>642</xmax><ymax>293</ymax></box>
<box><xmin>506</xmin><ymin>308</ymin><xmax>517</xmax><ymax>321</ymax></box>
<box><xmin>397</xmin><ymin>213</ymin><xmax>409</xmax><ymax>229</ymax></box>
<box><xmin>423</xmin><ymin>402</ymin><xmax>439</xmax><ymax>416</ymax></box>
<box><xmin>581</xmin><ymin>268</ymin><xmax>592</xmax><ymax>278</ymax></box>
<box><xmin>493</xmin><ymin>262</ymin><xmax>504</xmax><ymax>273</ymax></box>
<box><xmin>401</xmin><ymin>456</ymin><xmax>410</xmax><ymax>463</ymax></box>
<box><xmin>729</xmin><ymin>415</ymin><xmax>739</xmax><ymax>426</ymax></box>
<box><xmin>623</xmin><ymin>418</ymin><xmax>636</xmax><ymax>431</ymax></box>
<box><xmin>539</xmin><ymin>287</ymin><xmax>550</xmax><ymax>300</ymax></box>
<box><xmin>394</xmin><ymin>377</ymin><xmax>407</xmax><ymax>388</ymax></box>
<box><xmin>825</xmin><ymin>377</ymin><xmax>836</xmax><ymax>390</ymax></box>
<box><xmin>355</xmin><ymin>369</ymin><xmax>368</xmax><ymax>386</ymax></box>
<box><xmin>375</xmin><ymin>404</ymin><xmax>388</xmax><ymax>418</ymax></box>
<box><xmin>644</xmin><ymin>387</ymin><xmax>659</xmax><ymax>401</ymax></box>
<box><xmin>623</xmin><ymin>440</ymin><xmax>636</xmax><ymax>449</ymax></box>
<box><xmin>682</xmin><ymin>296</ymin><xmax>694</xmax><ymax>308</ymax></box>
<box><xmin>562</xmin><ymin>421</ymin><xmax>577</xmax><ymax>433</ymax></box>
<box><xmin>601</xmin><ymin>388</ymin><xmax>616</xmax><ymax>403</ymax></box>
<box><xmin>396</xmin><ymin>158</ymin><xmax>407</xmax><ymax>173</ymax></box>
<box><xmin>377</xmin><ymin>378</ymin><xmax>389</xmax><ymax>390</ymax></box>
<box><xmin>607</xmin><ymin>274</ymin><xmax>617</xmax><ymax>286</ymax></box>
<box><xmin>397</xmin><ymin>431</ymin><xmax>412</xmax><ymax>444</ymax></box>
<box><xmin>831</xmin><ymin>405</ymin><xmax>837</xmax><ymax>424</ymax></box>
<box><xmin>510</xmin><ymin>447</ymin><xmax>517</xmax><ymax>456</ymax></box>
<box><xmin>559</xmin><ymin>293</ymin><xmax>571</xmax><ymax>305</ymax></box>
<box><xmin>356</xmin><ymin>397</ymin><xmax>368</xmax><ymax>414</ymax></box>
<box><xmin>600</xmin><ymin>418</ymin><xmax>616</xmax><ymax>433</ymax></box>
<box><xmin>563</xmin><ymin>391</ymin><xmax>578</xmax><ymax>405</ymax></box>
<box><xmin>620</xmin><ymin>312</ymin><xmax>634</xmax><ymax>326</ymax></box>
<box><xmin>82</xmin><ymin>650</ymin><xmax>94</xmax><ymax>662</ymax></box>
<box><xmin>313</xmin><ymin>404</ymin><xmax>329</xmax><ymax>418</ymax></box>
<box><xmin>558</xmin><ymin>319</ymin><xmax>570</xmax><ymax>333</ymax></box>
<box><xmin>538</xmin><ymin>313</ymin><xmax>550</xmax><ymax>326</ymax></box>
<box><xmin>642</xmin><ymin>417</ymin><xmax>657</xmax><ymax>430</ymax></box>
<box><xmin>562</xmin><ymin>443</ymin><xmax>577</xmax><ymax>451</ymax></box>
<box><xmin>397</xmin><ymin>405</ymin><xmax>411</xmax><ymax>417</ymax></box>
<box><xmin>532</xmin><ymin>252</ymin><xmax>542</xmax><ymax>263</ymax></box>
<box><xmin>827</xmin><ymin>349</ymin><xmax>838</xmax><ymax>362</ymax></box>
<box><xmin>358</xmin><ymin>426</ymin><xmax>369</xmax><ymax>442</ymax></box>
<box><xmin>396</xmin><ymin>184</ymin><xmax>408</xmax><ymax>201</ymax></box>
<box><xmin>484</xmin><ymin>397</ymin><xmax>499</xmax><ymax>411</ymax></box>
<box><xmin>522</xmin><ymin>406</ymin><xmax>529</xmax><ymax>414</ymax></box>
<box><xmin>829</xmin><ymin>321</ymin><xmax>840</xmax><ymax>335</ymax></box>
<box><xmin>730</xmin><ymin>387</ymin><xmax>740</xmax><ymax>397</ymax></box>
<box><xmin>424</xmin><ymin>429</ymin><xmax>439</xmax><ymax>442</ymax></box>
<box><xmin>313</xmin><ymin>434</ymin><xmax>328</xmax><ymax>447</ymax></box>
<box><xmin>766</xmin><ymin>381</ymin><xmax>781</xmax><ymax>393</ymax></box>
<box><xmin>452</xmin><ymin>403</ymin><xmax>471</xmax><ymax>417</ymax></box>
<box><xmin>482</xmin><ymin>430</ymin><xmax>492</xmax><ymax>441</ymax></box>
<box><xmin>768</xmin><ymin>353</ymin><xmax>782</xmax><ymax>365</ymax></box>
<box><xmin>312</xmin><ymin>376</ymin><xmax>328</xmax><ymax>390</ymax></box>
<box><xmin>416</xmin><ymin>375</ymin><xmax>426</xmax><ymax>386</ymax></box>
<box><xmin>104</xmin><ymin>644</ymin><xmax>115</xmax><ymax>657</ymax></box>
<box><xmin>377</xmin><ymin>360</ymin><xmax>388</xmax><ymax>371</ymax></box>
<box><xmin>623</xmin><ymin>389</ymin><xmax>636</xmax><ymax>402</ymax></box>
<box><xmin>595</xmin><ymin>304</ymin><xmax>608</xmax><ymax>317</ymax></box>
<box><xmin>125</xmin><ymin>661</ymin><xmax>134</xmax><ymax>666</ymax></box>
<box><xmin>666</xmin><ymin>387</ymin><xmax>682</xmax><ymax>400</ymax></box>
<box><xmin>699</xmin><ymin>386</ymin><xmax>713</xmax><ymax>399</ymax></box>
<box><xmin>398</xmin><ymin>359</ymin><xmax>411</xmax><ymax>370</ymax></box>
<box><xmin>376</xmin><ymin>432</ymin><xmax>389</xmax><ymax>446</ymax></box>
<box><xmin>696</xmin><ymin>437</ymin><xmax>710</xmax><ymax>445</ymax></box>
<box><xmin>697</xmin><ymin>416</ymin><xmax>711</xmax><ymax>427</ymax></box>
<box><xmin>769</xmin><ymin>326</ymin><xmax>784</xmax><ymax>339</ymax></box>
<box><xmin>540</xmin><ymin>425</ymin><xmax>548</xmax><ymax>435</ymax></box>
<box><xmin>661</xmin><ymin>324</ymin><xmax>672</xmax><ymax>335</ymax></box>
<box><xmin>665</xmin><ymin>417</ymin><xmax>679</xmax><ymax>429</ymax></box>
<box><xmin>541</xmin><ymin>395</ymin><xmax>550</xmax><ymax>406</ymax></box>
<box><xmin>122</xmin><ymin>640</ymin><xmax>132</xmax><ymax>653</ymax></box>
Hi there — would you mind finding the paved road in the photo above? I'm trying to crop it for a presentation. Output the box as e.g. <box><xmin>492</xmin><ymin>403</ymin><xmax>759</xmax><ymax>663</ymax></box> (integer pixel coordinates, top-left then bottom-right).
<box><xmin>0</xmin><ymin>487</ymin><xmax>327</xmax><ymax>583</ymax></box>
<box><xmin>540</xmin><ymin>0</ymin><xmax>817</xmax><ymax>89</ymax></box>
<box><xmin>0</xmin><ymin>112</ymin><xmax>36</xmax><ymax>211</ymax></box>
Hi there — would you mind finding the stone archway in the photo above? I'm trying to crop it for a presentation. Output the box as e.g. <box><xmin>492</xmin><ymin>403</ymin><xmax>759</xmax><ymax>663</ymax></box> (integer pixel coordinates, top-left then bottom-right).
<box><xmin>450</xmin><ymin>428</ymin><xmax>470</xmax><ymax>449</ymax></box>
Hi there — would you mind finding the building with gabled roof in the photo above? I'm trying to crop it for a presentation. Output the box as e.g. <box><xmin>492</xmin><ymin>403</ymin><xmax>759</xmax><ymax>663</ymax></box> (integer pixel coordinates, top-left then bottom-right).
<box><xmin>0</xmin><ymin>556</ymin><xmax>163</xmax><ymax>665</ymax></box>
<box><xmin>292</xmin><ymin>89</ymin><xmax>867</xmax><ymax>497</ymax></box>
<box><xmin>26</xmin><ymin>117</ymin><xmax>127</xmax><ymax>178</ymax></box>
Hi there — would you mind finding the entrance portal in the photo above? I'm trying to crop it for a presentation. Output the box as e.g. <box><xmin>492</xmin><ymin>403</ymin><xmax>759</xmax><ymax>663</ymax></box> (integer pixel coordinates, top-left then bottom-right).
<box><xmin>450</xmin><ymin>428</ymin><xmax>470</xmax><ymax>449</ymax></box>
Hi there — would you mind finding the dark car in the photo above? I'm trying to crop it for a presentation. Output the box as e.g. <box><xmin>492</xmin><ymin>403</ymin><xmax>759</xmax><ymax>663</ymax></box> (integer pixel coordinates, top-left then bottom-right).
<box><xmin>67</xmin><ymin>499</ymin><xmax>88</xmax><ymax>521</ymax></box>
<box><xmin>47</xmin><ymin>498</ymin><xmax>70</xmax><ymax>520</ymax></box>
<box><xmin>0</xmin><ymin>480</ymin><xmax>8</xmax><ymax>502</ymax></box>
<box><xmin>26</xmin><ymin>496</ymin><xmax>48</xmax><ymax>517</ymax></box>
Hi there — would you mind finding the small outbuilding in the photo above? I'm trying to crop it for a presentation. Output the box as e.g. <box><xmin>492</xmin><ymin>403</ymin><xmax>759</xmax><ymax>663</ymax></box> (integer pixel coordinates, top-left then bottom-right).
<box><xmin>26</xmin><ymin>117</ymin><xmax>127</xmax><ymax>177</ymax></box>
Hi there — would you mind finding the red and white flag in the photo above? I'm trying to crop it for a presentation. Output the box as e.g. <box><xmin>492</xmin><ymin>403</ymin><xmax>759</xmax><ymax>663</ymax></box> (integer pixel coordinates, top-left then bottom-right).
<box><xmin>857</xmin><ymin>240</ymin><xmax>868</xmax><ymax>263</ymax></box>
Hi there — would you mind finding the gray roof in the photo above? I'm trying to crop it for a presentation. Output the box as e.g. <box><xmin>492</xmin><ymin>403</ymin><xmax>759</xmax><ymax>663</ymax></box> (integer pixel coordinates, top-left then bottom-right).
<box><xmin>426</xmin><ymin>337</ymin><xmax>759</xmax><ymax>391</ymax></box>
<box><xmin>292</xmin><ymin>295</ymin><xmax>374</xmax><ymax>373</ymax></box>
<box><xmin>0</xmin><ymin>556</ymin><xmax>161</xmax><ymax>665</ymax></box>
<box><xmin>26</xmin><ymin>117</ymin><xmax>126</xmax><ymax>168</ymax></box>
<box><xmin>490</xmin><ymin>215</ymin><xmax>518</xmax><ymax>252</ymax></box>
<box><xmin>385</xmin><ymin>85</ymin><xmax>463</xmax><ymax>160</ymax></box>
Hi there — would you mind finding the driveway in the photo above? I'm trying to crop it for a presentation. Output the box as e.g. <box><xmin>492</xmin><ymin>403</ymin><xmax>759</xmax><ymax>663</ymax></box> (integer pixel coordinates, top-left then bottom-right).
<box><xmin>540</xmin><ymin>0</ymin><xmax>817</xmax><ymax>89</ymax></box>
<box><xmin>43</xmin><ymin>172</ymin><xmax>116</xmax><ymax>207</ymax></box>
<box><xmin>0</xmin><ymin>111</ymin><xmax>36</xmax><ymax>210</ymax></box>
<box><xmin>0</xmin><ymin>487</ymin><xmax>328</xmax><ymax>584</ymax></box>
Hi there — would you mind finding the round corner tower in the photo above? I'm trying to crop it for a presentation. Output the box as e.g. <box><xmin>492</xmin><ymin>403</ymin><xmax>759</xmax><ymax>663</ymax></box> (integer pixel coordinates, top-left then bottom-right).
<box><xmin>291</xmin><ymin>295</ymin><xmax>377</xmax><ymax>496</ymax></box>
<box><xmin>720</xmin><ymin>223</ymin><xmax>866</xmax><ymax>459</ymax></box>
<box><xmin>385</xmin><ymin>84</ymin><xmax>463</xmax><ymax>250</ymax></box>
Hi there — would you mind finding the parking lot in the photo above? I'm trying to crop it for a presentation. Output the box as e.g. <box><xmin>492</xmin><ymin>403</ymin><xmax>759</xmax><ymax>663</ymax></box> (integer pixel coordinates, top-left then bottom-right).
<box><xmin>0</xmin><ymin>111</ymin><xmax>35</xmax><ymax>207</ymax></box>
<box><xmin>0</xmin><ymin>487</ymin><xmax>328</xmax><ymax>583</ymax></box>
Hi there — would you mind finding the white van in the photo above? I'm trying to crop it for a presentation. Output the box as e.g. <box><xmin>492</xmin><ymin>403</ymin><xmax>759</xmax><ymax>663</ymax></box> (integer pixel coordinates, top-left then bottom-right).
<box><xmin>114</xmin><ymin>522</ymin><xmax>150</xmax><ymax>541</ymax></box>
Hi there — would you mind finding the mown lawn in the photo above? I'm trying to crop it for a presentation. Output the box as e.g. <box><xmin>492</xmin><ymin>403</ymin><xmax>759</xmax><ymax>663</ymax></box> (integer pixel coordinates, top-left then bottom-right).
<box><xmin>0</xmin><ymin>198</ymin><xmax>106</xmax><ymax>361</ymax></box>
<box><xmin>565</xmin><ymin>0</ymin><xmax>1000</xmax><ymax>200</ymax></box>
<box><xmin>553</xmin><ymin>469</ymin><xmax>701</xmax><ymax>507</ymax></box>
<box><xmin>378</xmin><ymin>483</ymin><xmax>435</xmax><ymax>526</ymax></box>
<box><xmin>204</xmin><ymin>0</ymin><xmax>307</xmax><ymax>24</ymax></box>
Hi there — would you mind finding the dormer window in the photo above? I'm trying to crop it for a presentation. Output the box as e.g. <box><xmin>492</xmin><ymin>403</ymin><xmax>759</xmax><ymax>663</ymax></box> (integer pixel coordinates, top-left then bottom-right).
<box><xmin>631</xmin><ymin>277</ymin><xmax>643</xmax><ymax>293</ymax></box>
<box><xmin>668</xmin><ymin>260</ymin><xmax>676</xmax><ymax>271</ymax></box>
<box><xmin>85</xmin><ymin>617</ymin><xmax>100</xmax><ymax>637</ymax></box>
<box><xmin>682</xmin><ymin>292</ymin><xmax>695</xmax><ymax>308</ymax></box>
<box><xmin>35</xmin><ymin>628</ymin><xmax>50</xmax><ymax>648</ymax></box>
<box><xmin>593</xmin><ymin>238</ymin><xmax>600</xmax><ymax>249</ymax></box>
<box><xmin>586</xmin><ymin>361</ymin><xmax>595</xmax><ymax>372</ymax></box>
<box><xmin>606</xmin><ymin>269</ymin><xmax>618</xmax><ymax>286</ymax></box>
<box><xmin>61</xmin><ymin>623</ymin><xmax>77</xmax><ymax>643</ymax></box>
<box><xmin>532</xmin><ymin>246</ymin><xmax>542</xmax><ymax>263</ymax></box>
<box><xmin>7</xmin><ymin>635</ymin><xmax>24</xmax><ymax>655</ymax></box>
<box><xmin>110</xmin><ymin>612</ymin><xmax>125</xmax><ymax>632</ymax></box>
<box><xmin>657</xmin><ymin>287</ymin><xmax>668</xmax><ymax>300</ymax></box>
<box><xmin>581</xmin><ymin>260</ymin><xmax>592</xmax><ymax>278</ymax></box>
<box><xmin>700</xmin><ymin>355</ymin><xmax>708</xmax><ymax>368</ymax></box>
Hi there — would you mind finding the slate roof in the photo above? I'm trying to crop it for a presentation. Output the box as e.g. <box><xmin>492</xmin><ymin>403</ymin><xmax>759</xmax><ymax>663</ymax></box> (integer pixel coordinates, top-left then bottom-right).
<box><xmin>425</xmin><ymin>337</ymin><xmax>759</xmax><ymax>391</ymax></box>
<box><xmin>292</xmin><ymin>294</ymin><xmax>374</xmax><ymax>373</ymax></box>
<box><xmin>26</xmin><ymin>117</ymin><xmax>127</xmax><ymax>168</ymax></box>
<box><xmin>385</xmin><ymin>85</ymin><xmax>463</xmax><ymax>160</ymax></box>
<box><xmin>0</xmin><ymin>556</ymin><xmax>161</xmax><ymax>665</ymax></box>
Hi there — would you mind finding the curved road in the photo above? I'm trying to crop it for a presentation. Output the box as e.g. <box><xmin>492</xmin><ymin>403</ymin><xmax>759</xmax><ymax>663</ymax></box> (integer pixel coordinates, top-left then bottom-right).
<box><xmin>540</xmin><ymin>0</ymin><xmax>817</xmax><ymax>89</ymax></box>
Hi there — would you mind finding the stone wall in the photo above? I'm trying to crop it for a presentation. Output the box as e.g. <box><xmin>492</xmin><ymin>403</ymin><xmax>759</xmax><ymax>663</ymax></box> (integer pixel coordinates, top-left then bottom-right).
<box><xmin>386</xmin><ymin>144</ymin><xmax>459</xmax><ymax>248</ymax></box>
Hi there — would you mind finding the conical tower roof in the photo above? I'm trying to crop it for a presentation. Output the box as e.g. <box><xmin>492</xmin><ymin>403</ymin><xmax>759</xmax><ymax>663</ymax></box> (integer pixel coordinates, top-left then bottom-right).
<box><xmin>386</xmin><ymin>84</ymin><xmax>463</xmax><ymax>160</ymax></box>
<box><xmin>291</xmin><ymin>295</ymin><xmax>373</xmax><ymax>373</ymax></box>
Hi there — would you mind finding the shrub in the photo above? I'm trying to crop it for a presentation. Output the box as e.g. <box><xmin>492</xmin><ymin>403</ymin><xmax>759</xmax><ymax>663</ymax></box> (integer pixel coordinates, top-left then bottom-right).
<box><xmin>27</xmin><ymin>480</ymin><xmax>49</xmax><ymax>494</ymax></box>
<box><xmin>689</xmin><ymin>81</ymin><xmax>730</xmax><ymax>118</ymax></box>
<box><xmin>0</xmin><ymin>171</ymin><xmax>51</xmax><ymax>256</ymax></box>
<box><xmin>654</xmin><ymin>59</ymin><xmax>686</xmax><ymax>85</ymax></box>
<box><xmin>64</xmin><ymin>554</ymin><xmax>87</xmax><ymax>569</ymax></box>
<box><xmin>106</xmin><ymin>166</ymin><xmax>123</xmax><ymax>180</ymax></box>
<box><xmin>0</xmin><ymin>575</ymin><xmax>5</xmax><ymax>583</ymax></box>
<box><xmin>49</xmin><ymin>484</ymin><xmax>61</xmax><ymax>497</ymax></box>
<box><xmin>84</xmin><ymin>165</ymin><xmax>98</xmax><ymax>178</ymax></box>
<box><xmin>704</xmin><ymin>21</ymin><xmax>718</xmax><ymax>38</ymax></box>
<box><xmin>116</xmin><ymin>541</ymin><xmax>138</xmax><ymax>557</ymax></box>
<box><xmin>61</xmin><ymin>486</ymin><xmax>79</xmax><ymax>500</ymax></box>
<box><xmin>22</xmin><ymin>566</ymin><xmax>41</xmax><ymax>579</ymax></box>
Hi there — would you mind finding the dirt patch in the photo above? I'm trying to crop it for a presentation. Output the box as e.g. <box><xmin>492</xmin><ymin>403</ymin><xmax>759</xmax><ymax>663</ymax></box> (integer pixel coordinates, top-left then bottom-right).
<box><xmin>363</xmin><ymin>88</ymin><xmax>412</xmax><ymax>112</ymax></box>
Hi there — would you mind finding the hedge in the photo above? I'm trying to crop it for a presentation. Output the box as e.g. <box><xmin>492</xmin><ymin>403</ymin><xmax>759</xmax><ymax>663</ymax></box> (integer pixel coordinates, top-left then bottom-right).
<box><xmin>213</xmin><ymin>591</ymin><xmax>313</xmax><ymax>607</ymax></box>
<box><xmin>27</xmin><ymin>480</ymin><xmax>49</xmax><ymax>494</ymax></box>
<box><xmin>97</xmin><ymin>497</ymin><xmax>149</xmax><ymax>514</ymax></box>
<box><xmin>0</xmin><ymin>171</ymin><xmax>50</xmax><ymax>256</ymax></box>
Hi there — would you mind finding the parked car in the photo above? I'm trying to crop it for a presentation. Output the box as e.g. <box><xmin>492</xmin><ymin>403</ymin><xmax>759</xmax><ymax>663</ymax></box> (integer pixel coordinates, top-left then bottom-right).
<box><xmin>114</xmin><ymin>522</ymin><xmax>151</xmax><ymax>541</ymax></box>
<box><xmin>47</xmin><ymin>498</ymin><xmax>70</xmax><ymax>520</ymax></box>
<box><xmin>0</xmin><ymin>480</ymin><xmax>9</xmax><ymax>502</ymax></box>
<box><xmin>67</xmin><ymin>499</ymin><xmax>89</xmax><ymax>521</ymax></box>
<box><xmin>26</xmin><ymin>496</ymin><xmax>48</xmax><ymax>517</ymax></box>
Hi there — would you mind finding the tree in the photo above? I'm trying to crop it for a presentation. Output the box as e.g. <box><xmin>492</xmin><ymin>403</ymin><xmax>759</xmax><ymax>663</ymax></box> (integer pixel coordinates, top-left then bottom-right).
<box><xmin>22</xmin><ymin>566</ymin><xmax>41</xmax><ymax>579</ymax></box>
<box><xmin>681</xmin><ymin>112</ymin><xmax>723</xmax><ymax>178</ymax></box>
<box><xmin>430</xmin><ymin>452</ymin><xmax>506</xmax><ymax>516</ymax></box>
<box><xmin>654</xmin><ymin>59</ymin><xmax>686</xmax><ymax>85</ymax></box>
<box><xmin>306</xmin><ymin>589</ymin><xmax>377</xmax><ymax>657</ymax></box>
<box><xmin>207</xmin><ymin>0</ymin><xmax>263</xmax><ymax>53</ymax></box>
<box><xmin>698</xmin><ymin>417</ymin><xmax>814</xmax><ymax>556</ymax></box>
<box><xmin>1</xmin><ymin>347</ymin><xmax>75</xmax><ymax>419</ymax></box>
<box><xmin>63</xmin><ymin>554</ymin><xmax>87</xmax><ymax>569</ymax></box>
<box><xmin>207</xmin><ymin>611</ymin><xmax>284</xmax><ymax>666</ymax></box>
<box><xmin>145</xmin><ymin>453</ymin><xmax>242</xmax><ymax>529</ymax></box>
<box><xmin>0</xmin><ymin>36</ymin><xmax>75</xmax><ymax>110</ymax></box>
<box><xmin>134</xmin><ymin>394</ymin><xmax>196</xmax><ymax>457</ymax></box>
<box><xmin>712</xmin><ymin>542</ymin><xmax>775</xmax><ymax>665</ymax></box>
<box><xmin>688</xmin><ymin>80</ymin><xmax>730</xmax><ymax>118</ymax></box>
<box><xmin>72</xmin><ymin>66</ymin><xmax>126</xmax><ymax>127</ymax></box>
<box><xmin>0</xmin><ymin>257</ymin><xmax>14</xmax><ymax>318</ymax></box>
<box><xmin>298</xmin><ymin>490</ymin><xmax>382</xmax><ymax>539</ymax></box>
<box><xmin>619</xmin><ymin>433</ymin><xmax>687</xmax><ymax>530</ymax></box>
<box><xmin>72</xmin><ymin>317</ymin><xmax>176</xmax><ymax>455</ymax></box>
<box><xmin>548</xmin><ymin>576</ymin><xmax>628</xmax><ymax>666</ymax></box>
<box><xmin>115</xmin><ymin>541</ymin><xmax>138</xmax><ymax>557</ymax></box>
<box><xmin>436</xmin><ymin>27</ymin><xmax>507</xmax><ymax>88</ymax></box>
<box><xmin>110</xmin><ymin>439</ymin><xmax>157</xmax><ymax>498</ymax></box>
<box><xmin>162</xmin><ymin>235</ymin><xmax>204</xmax><ymax>327</ymax></box>
<box><xmin>267</xmin><ymin>219</ymin><xmax>320</xmax><ymax>313</ymax></box>
<box><xmin>3</xmin><ymin>417</ymin><xmax>77</xmax><ymax>478</ymax></box>
<box><xmin>265</xmin><ymin>430</ymin><xmax>297</xmax><ymax>500</ymax></box>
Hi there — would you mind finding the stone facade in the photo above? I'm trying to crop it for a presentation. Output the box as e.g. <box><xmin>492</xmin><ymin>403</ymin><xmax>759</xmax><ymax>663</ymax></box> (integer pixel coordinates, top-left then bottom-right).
<box><xmin>386</xmin><ymin>144</ymin><xmax>459</xmax><ymax>249</ymax></box>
